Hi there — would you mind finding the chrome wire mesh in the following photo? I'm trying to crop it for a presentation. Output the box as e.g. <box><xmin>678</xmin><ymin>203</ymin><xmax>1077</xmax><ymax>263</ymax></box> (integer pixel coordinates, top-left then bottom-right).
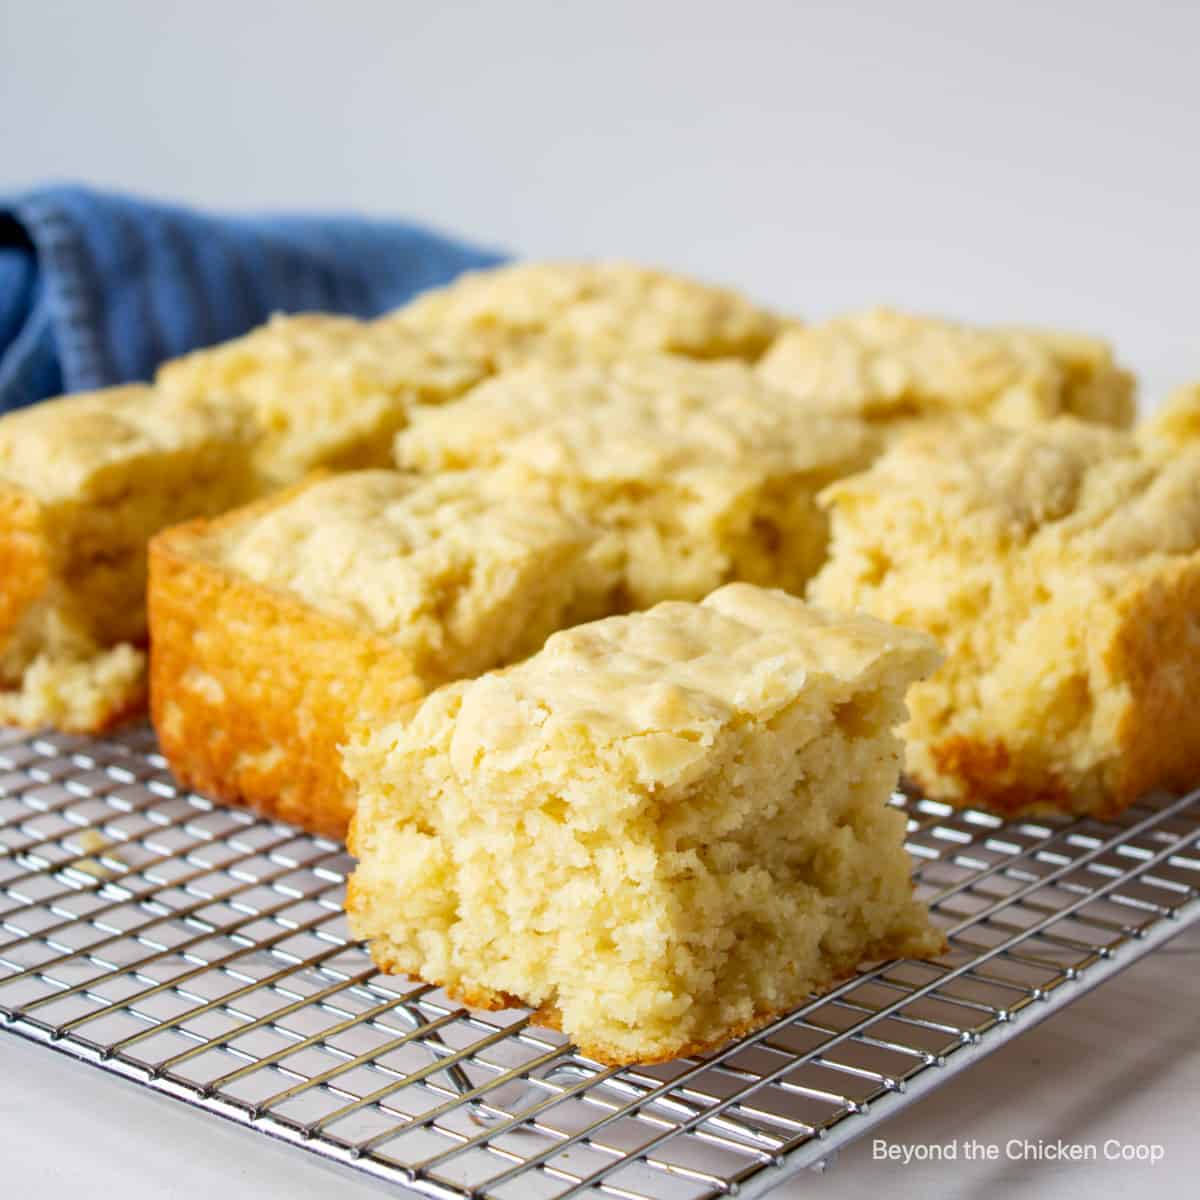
<box><xmin>2</xmin><ymin>724</ymin><xmax>1198</xmax><ymax>1200</ymax></box>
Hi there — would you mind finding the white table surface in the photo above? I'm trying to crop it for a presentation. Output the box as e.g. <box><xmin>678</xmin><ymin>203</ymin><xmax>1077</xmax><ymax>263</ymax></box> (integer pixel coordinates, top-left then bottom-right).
<box><xmin>3</xmin><ymin>924</ymin><xmax>1196</xmax><ymax>1200</ymax></box>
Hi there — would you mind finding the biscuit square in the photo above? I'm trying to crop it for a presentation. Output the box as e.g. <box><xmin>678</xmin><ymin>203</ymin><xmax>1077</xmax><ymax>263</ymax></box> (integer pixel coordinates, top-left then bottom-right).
<box><xmin>0</xmin><ymin>386</ymin><xmax>256</xmax><ymax>732</ymax></box>
<box><xmin>395</xmin><ymin>357</ymin><xmax>877</xmax><ymax>608</ymax></box>
<box><xmin>148</xmin><ymin>470</ymin><xmax>601</xmax><ymax>836</ymax></box>
<box><xmin>346</xmin><ymin>584</ymin><xmax>943</xmax><ymax>1064</ymax></box>
<box><xmin>811</xmin><ymin>419</ymin><xmax>1200</xmax><ymax>815</ymax></box>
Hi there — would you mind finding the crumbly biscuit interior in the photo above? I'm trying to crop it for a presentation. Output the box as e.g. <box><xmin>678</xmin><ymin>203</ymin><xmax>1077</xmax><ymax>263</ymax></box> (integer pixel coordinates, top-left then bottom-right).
<box><xmin>348</xmin><ymin>587</ymin><xmax>942</xmax><ymax>1062</ymax></box>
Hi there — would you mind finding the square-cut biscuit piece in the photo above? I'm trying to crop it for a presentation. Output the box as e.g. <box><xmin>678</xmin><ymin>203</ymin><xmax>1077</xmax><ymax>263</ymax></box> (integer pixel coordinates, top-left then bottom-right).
<box><xmin>387</xmin><ymin>261</ymin><xmax>784</xmax><ymax>366</ymax></box>
<box><xmin>395</xmin><ymin>357</ymin><xmax>877</xmax><ymax>607</ymax></box>
<box><xmin>758</xmin><ymin>308</ymin><xmax>1135</xmax><ymax>430</ymax></box>
<box><xmin>346</xmin><ymin>583</ymin><xmax>944</xmax><ymax>1065</ymax></box>
<box><xmin>149</xmin><ymin>470</ymin><xmax>601</xmax><ymax>837</ymax></box>
<box><xmin>0</xmin><ymin>386</ymin><xmax>256</xmax><ymax>732</ymax></box>
<box><xmin>811</xmin><ymin>419</ymin><xmax>1200</xmax><ymax>816</ymax></box>
<box><xmin>157</xmin><ymin>313</ymin><xmax>490</xmax><ymax>486</ymax></box>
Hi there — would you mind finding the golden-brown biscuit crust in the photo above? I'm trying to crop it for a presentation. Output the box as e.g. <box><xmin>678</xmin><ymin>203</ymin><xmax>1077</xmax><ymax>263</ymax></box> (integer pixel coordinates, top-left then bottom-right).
<box><xmin>149</xmin><ymin>487</ymin><xmax>423</xmax><ymax>839</ymax></box>
<box><xmin>0</xmin><ymin>484</ymin><xmax>51</xmax><ymax>653</ymax></box>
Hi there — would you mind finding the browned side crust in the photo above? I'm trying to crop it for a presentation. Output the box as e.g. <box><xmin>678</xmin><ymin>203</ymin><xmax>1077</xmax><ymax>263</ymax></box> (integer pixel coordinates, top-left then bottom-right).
<box><xmin>920</xmin><ymin>740</ymin><xmax>1077</xmax><ymax>819</ymax></box>
<box><xmin>148</xmin><ymin>487</ymin><xmax>425</xmax><ymax>839</ymax></box>
<box><xmin>0</xmin><ymin>483</ymin><xmax>52</xmax><ymax>655</ymax></box>
<box><xmin>1110</xmin><ymin>552</ymin><xmax>1200</xmax><ymax>802</ymax></box>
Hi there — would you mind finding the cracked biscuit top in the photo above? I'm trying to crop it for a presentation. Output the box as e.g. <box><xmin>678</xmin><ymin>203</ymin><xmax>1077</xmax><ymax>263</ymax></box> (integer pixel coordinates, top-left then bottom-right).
<box><xmin>759</xmin><ymin>308</ymin><xmax>1134</xmax><ymax>428</ymax></box>
<box><xmin>388</xmin><ymin>261</ymin><xmax>784</xmax><ymax>364</ymax></box>
<box><xmin>0</xmin><ymin>385</ymin><xmax>251</xmax><ymax>503</ymax></box>
<box><xmin>427</xmin><ymin>583</ymin><xmax>941</xmax><ymax>775</ymax></box>
<box><xmin>821</xmin><ymin>417</ymin><xmax>1200</xmax><ymax>564</ymax></box>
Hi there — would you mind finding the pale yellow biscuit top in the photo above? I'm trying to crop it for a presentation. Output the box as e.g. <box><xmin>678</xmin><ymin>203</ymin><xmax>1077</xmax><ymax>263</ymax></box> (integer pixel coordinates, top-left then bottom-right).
<box><xmin>417</xmin><ymin>584</ymin><xmax>940</xmax><ymax>782</ymax></box>
<box><xmin>157</xmin><ymin>312</ymin><xmax>491</xmax><ymax>482</ymax></box>
<box><xmin>1139</xmin><ymin>383</ymin><xmax>1200</xmax><ymax>452</ymax></box>
<box><xmin>159</xmin><ymin>312</ymin><xmax>488</xmax><ymax>402</ymax></box>
<box><xmin>388</xmin><ymin>261</ymin><xmax>783</xmax><ymax>362</ymax></box>
<box><xmin>207</xmin><ymin>470</ymin><xmax>593</xmax><ymax>668</ymax></box>
<box><xmin>396</xmin><ymin>357</ymin><xmax>876</xmax><ymax>482</ymax></box>
<box><xmin>822</xmin><ymin>418</ymin><xmax>1200</xmax><ymax>563</ymax></box>
<box><xmin>759</xmin><ymin>308</ymin><xmax>1135</xmax><ymax>428</ymax></box>
<box><xmin>0</xmin><ymin>385</ymin><xmax>249</xmax><ymax>504</ymax></box>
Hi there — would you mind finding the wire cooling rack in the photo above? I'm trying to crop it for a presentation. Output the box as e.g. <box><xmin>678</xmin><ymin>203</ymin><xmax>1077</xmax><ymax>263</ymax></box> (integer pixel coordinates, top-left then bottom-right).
<box><xmin>2</xmin><ymin>725</ymin><xmax>1198</xmax><ymax>1200</ymax></box>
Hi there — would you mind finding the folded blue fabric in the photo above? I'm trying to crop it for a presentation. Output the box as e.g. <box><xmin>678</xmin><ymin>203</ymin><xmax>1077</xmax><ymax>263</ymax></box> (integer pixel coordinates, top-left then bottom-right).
<box><xmin>0</xmin><ymin>185</ymin><xmax>505</xmax><ymax>413</ymax></box>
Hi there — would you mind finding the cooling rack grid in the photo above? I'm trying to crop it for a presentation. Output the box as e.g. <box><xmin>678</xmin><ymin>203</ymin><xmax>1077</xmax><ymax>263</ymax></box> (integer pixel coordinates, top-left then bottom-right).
<box><xmin>2</xmin><ymin>724</ymin><xmax>1198</xmax><ymax>1200</ymax></box>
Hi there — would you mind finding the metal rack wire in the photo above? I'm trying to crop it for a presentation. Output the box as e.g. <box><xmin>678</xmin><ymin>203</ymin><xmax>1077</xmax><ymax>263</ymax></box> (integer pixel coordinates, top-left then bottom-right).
<box><xmin>2</xmin><ymin>723</ymin><xmax>1198</xmax><ymax>1200</ymax></box>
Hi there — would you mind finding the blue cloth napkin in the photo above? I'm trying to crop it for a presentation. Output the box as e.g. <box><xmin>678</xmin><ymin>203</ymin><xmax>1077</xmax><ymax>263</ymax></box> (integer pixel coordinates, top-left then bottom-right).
<box><xmin>0</xmin><ymin>185</ymin><xmax>505</xmax><ymax>413</ymax></box>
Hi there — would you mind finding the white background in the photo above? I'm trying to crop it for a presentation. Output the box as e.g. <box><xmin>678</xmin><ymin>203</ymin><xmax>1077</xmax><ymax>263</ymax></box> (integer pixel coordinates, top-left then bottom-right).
<box><xmin>2</xmin><ymin>0</ymin><xmax>1198</xmax><ymax>406</ymax></box>
<box><xmin>2</xmin><ymin>3</ymin><xmax>1199</xmax><ymax>1196</ymax></box>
